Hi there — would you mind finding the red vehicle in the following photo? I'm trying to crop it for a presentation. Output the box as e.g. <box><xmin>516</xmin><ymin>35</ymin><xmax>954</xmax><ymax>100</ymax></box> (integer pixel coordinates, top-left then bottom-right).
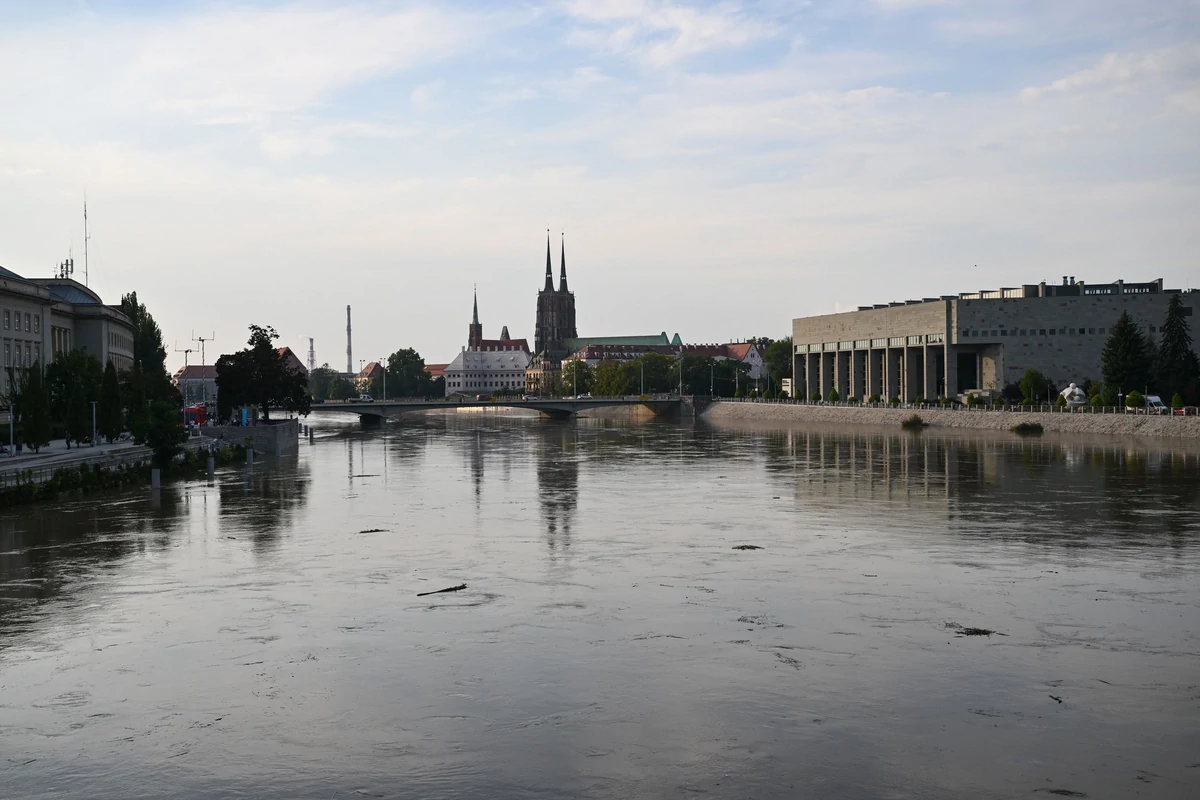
<box><xmin>183</xmin><ymin>405</ymin><xmax>208</xmax><ymax>426</ymax></box>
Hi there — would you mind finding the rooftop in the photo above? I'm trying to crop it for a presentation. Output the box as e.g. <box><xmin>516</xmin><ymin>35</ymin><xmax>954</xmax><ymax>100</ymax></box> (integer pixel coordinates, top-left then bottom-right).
<box><xmin>853</xmin><ymin>277</ymin><xmax>1173</xmax><ymax>312</ymax></box>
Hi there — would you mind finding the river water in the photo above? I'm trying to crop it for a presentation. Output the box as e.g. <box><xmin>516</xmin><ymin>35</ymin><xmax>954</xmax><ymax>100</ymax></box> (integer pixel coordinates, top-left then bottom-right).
<box><xmin>1</xmin><ymin>412</ymin><xmax>1198</xmax><ymax>799</ymax></box>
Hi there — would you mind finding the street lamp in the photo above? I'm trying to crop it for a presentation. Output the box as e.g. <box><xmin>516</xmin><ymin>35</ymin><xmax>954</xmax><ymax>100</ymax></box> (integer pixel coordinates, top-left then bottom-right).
<box><xmin>381</xmin><ymin>360</ymin><xmax>387</xmax><ymax>401</ymax></box>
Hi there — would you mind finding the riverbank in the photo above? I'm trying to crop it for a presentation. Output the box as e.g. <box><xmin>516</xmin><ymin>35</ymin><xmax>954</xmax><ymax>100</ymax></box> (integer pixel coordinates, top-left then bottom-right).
<box><xmin>700</xmin><ymin>399</ymin><xmax>1200</xmax><ymax>438</ymax></box>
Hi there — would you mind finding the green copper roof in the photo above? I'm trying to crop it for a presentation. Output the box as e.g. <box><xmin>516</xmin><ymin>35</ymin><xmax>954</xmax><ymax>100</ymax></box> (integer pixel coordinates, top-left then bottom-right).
<box><xmin>564</xmin><ymin>333</ymin><xmax>672</xmax><ymax>349</ymax></box>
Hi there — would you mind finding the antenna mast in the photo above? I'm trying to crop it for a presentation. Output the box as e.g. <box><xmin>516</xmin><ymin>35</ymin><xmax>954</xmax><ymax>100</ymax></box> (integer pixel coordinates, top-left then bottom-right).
<box><xmin>83</xmin><ymin>197</ymin><xmax>90</xmax><ymax>286</ymax></box>
<box><xmin>191</xmin><ymin>332</ymin><xmax>215</xmax><ymax>407</ymax></box>
<box><xmin>174</xmin><ymin>343</ymin><xmax>194</xmax><ymax>406</ymax></box>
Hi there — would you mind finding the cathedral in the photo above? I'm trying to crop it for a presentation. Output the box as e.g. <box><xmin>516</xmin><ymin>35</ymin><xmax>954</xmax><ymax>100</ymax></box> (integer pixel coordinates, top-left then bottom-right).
<box><xmin>526</xmin><ymin>235</ymin><xmax>577</xmax><ymax>393</ymax></box>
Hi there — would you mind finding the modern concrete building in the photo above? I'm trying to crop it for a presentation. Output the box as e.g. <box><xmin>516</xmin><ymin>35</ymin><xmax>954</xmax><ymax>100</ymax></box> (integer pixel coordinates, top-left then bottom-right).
<box><xmin>791</xmin><ymin>277</ymin><xmax>1200</xmax><ymax>401</ymax></box>
<box><xmin>0</xmin><ymin>263</ymin><xmax>136</xmax><ymax>397</ymax></box>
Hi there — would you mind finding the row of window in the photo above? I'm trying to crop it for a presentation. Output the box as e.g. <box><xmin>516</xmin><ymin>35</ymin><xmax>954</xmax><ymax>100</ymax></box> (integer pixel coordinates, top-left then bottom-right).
<box><xmin>3</xmin><ymin>309</ymin><xmax>39</xmax><ymax>334</ymax></box>
<box><xmin>961</xmin><ymin>327</ymin><xmax>1109</xmax><ymax>338</ymax></box>
<box><xmin>446</xmin><ymin>379</ymin><xmax>523</xmax><ymax>388</ymax></box>
<box><xmin>3</xmin><ymin>340</ymin><xmax>40</xmax><ymax>369</ymax></box>
<box><xmin>108</xmin><ymin>331</ymin><xmax>131</xmax><ymax>351</ymax></box>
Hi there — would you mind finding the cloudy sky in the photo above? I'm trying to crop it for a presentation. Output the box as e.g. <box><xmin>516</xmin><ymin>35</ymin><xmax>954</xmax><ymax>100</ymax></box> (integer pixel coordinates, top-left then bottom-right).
<box><xmin>1</xmin><ymin>0</ymin><xmax>1197</xmax><ymax>370</ymax></box>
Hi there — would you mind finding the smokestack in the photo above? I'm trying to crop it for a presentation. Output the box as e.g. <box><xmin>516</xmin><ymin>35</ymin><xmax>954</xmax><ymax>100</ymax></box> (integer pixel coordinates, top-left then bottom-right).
<box><xmin>346</xmin><ymin>305</ymin><xmax>352</xmax><ymax>375</ymax></box>
<box><xmin>307</xmin><ymin>337</ymin><xmax>315</xmax><ymax>374</ymax></box>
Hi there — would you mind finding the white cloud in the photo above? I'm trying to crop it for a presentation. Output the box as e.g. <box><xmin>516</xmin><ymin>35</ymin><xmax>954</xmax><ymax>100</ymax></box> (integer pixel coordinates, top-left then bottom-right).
<box><xmin>411</xmin><ymin>80</ymin><xmax>446</xmax><ymax>112</ymax></box>
<box><xmin>565</xmin><ymin>0</ymin><xmax>777</xmax><ymax>66</ymax></box>
<box><xmin>1021</xmin><ymin>45</ymin><xmax>1200</xmax><ymax>101</ymax></box>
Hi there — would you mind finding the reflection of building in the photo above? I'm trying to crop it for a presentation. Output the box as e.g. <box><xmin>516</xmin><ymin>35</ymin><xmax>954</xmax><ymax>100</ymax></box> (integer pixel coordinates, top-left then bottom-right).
<box><xmin>791</xmin><ymin>277</ymin><xmax>1200</xmax><ymax>401</ymax></box>
<box><xmin>444</xmin><ymin>290</ymin><xmax>531</xmax><ymax>396</ymax></box>
<box><xmin>0</xmin><ymin>263</ymin><xmax>136</xmax><ymax>395</ymax></box>
<box><xmin>537</xmin><ymin>427</ymin><xmax>578</xmax><ymax>559</ymax></box>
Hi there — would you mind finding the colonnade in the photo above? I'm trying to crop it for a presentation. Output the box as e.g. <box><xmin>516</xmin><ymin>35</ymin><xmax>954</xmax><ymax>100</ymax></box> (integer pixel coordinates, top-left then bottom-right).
<box><xmin>795</xmin><ymin>343</ymin><xmax>953</xmax><ymax>402</ymax></box>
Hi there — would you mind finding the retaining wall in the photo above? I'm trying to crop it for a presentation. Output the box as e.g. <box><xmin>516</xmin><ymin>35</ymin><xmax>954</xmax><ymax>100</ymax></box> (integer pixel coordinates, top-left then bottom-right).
<box><xmin>200</xmin><ymin>418</ymin><xmax>300</xmax><ymax>454</ymax></box>
<box><xmin>700</xmin><ymin>401</ymin><xmax>1200</xmax><ymax>439</ymax></box>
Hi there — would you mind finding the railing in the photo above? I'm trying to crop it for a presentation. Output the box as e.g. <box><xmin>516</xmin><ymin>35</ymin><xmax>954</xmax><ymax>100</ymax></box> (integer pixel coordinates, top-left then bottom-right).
<box><xmin>0</xmin><ymin>438</ymin><xmax>211</xmax><ymax>487</ymax></box>
<box><xmin>707</xmin><ymin>397</ymin><xmax>1199</xmax><ymax>416</ymax></box>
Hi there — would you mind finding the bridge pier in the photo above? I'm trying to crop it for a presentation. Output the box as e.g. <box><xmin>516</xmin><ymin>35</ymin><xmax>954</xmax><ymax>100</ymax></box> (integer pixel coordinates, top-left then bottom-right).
<box><xmin>539</xmin><ymin>409</ymin><xmax>575</xmax><ymax>421</ymax></box>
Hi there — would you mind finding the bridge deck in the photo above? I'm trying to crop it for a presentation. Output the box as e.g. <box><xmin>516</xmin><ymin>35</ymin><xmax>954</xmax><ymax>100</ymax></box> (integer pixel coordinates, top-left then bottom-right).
<box><xmin>312</xmin><ymin>396</ymin><xmax>683</xmax><ymax>418</ymax></box>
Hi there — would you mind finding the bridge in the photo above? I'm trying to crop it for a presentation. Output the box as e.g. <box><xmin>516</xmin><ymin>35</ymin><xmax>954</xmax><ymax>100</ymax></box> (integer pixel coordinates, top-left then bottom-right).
<box><xmin>311</xmin><ymin>395</ymin><xmax>688</xmax><ymax>421</ymax></box>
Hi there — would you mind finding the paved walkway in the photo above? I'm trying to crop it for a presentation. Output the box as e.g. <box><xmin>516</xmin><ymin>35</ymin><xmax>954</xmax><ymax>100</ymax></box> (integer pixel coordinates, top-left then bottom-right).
<box><xmin>0</xmin><ymin>434</ymin><xmax>209</xmax><ymax>476</ymax></box>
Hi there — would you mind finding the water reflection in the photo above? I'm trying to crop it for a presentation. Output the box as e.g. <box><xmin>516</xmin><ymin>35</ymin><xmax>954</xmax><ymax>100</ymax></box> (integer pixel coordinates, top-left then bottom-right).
<box><xmin>537</xmin><ymin>424</ymin><xmax>578</xmax><ymax>563</ymax></box>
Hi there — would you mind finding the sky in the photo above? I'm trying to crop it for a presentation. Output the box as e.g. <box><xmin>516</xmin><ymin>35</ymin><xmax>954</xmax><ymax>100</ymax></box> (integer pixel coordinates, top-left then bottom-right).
<box><xmin>1</xmin><ymin>0</ymin><xmax>1198</xmax><ymax>372</ymax></box>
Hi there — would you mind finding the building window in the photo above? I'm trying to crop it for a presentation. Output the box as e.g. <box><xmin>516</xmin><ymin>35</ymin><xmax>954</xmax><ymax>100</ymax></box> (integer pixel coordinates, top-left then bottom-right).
<box><xmin>1039</xmin><ymin>329</ymin><xmax>1046</xmax><ymax>335</ymax></box>
<box><xmin>1099</xmin><ymin>328</ymin><xmax>1106</xmax><ymax>334</ymax></box>
<box><xmin>33</xmin><ymin>315</ymin><xmax>39</xmax><ymax>334</ymax></box>
<box><xmin>2</xmin><ymin>310</ymin><xmax>7</xmax><ymax>330</ymax></box>
<box><xmin>25</xmin><ymin>343</ymin><xmax>31</xmax><ymax>366</ymax></box>
<box><xmin>24</xmin><ymin>313</ymin><xmax>30</xmax><ymax>333</ymax></box>
<box><xmin>3</xmin><ymin>343</ymin><xmax>8</xmax><ymax>367</ymax></box>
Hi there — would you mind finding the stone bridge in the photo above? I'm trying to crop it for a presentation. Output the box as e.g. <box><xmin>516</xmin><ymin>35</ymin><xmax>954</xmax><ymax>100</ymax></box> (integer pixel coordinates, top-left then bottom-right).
<box><xmin>313</xmin><ymin>396</ymin><xmax>687</xmax><ymax>421</ymax></box>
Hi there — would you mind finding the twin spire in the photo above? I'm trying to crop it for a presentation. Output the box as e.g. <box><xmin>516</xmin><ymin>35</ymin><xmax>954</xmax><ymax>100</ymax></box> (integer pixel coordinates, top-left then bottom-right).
<box><xmin>543</xmin><ymin>230</ymin><xmax>569</xmax><ymax>293</ymax></box>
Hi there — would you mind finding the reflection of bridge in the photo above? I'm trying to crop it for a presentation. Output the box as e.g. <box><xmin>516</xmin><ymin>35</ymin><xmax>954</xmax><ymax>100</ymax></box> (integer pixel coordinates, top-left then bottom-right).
<box><xmin>314</xmin><ymin>396</ymin><xmax>688</xmax><ymax>421</ymax></box>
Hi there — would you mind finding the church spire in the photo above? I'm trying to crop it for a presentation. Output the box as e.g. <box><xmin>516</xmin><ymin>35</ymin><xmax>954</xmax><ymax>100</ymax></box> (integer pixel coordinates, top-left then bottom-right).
<box><xmin>468</xmin><ymin>283</ymin><xmax>483</xmax><ymax>349</ymax></box>
<box><xmin>544</xmin><ymin>230</ymin><xmax>554</xmax><ymax>291</ymax></box>
<box><xmin>472</xmin><ymin>284</ymin><xmax>479</xmax><ymax>325</ymax></box>
<box><xmin>559</xmin><ymin>232</ymin><xmax>568</xmax><ymax>292</ymax></box>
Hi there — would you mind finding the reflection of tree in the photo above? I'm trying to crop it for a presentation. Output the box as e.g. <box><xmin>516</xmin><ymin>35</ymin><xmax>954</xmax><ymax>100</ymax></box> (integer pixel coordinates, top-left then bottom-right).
<box><xmin>219</xmin><ymin>459</ymin><xmax>311</xmax><ymax>553</ymax></box>
<box><xmin>0</xmin><ymin>486</ymin><xmax>188</xmax><ymax>642</ymax></box>
<box><xmin>537</xmin><ymin>425</ymin><xmax>579</xmax><ymax>563</ymax></box>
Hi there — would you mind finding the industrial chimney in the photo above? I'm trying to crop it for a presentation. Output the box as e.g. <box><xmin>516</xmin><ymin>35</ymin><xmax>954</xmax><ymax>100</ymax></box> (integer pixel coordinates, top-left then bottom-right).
<box><xmin>346</xmin><ymin>305</ymin><xmax>353</xmax><ymax>376</ymax></box>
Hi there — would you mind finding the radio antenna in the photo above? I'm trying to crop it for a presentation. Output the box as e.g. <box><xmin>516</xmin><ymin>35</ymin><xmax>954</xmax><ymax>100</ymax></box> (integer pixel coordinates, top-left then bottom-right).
<box><xmin>83</xmin><ymin>196</ymin><xmax>91</xmax><ymax>286</ymax></box>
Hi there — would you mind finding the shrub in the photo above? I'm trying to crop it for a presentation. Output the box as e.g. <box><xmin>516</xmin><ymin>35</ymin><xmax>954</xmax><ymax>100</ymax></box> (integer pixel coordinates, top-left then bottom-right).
<box><xmin>1012</xmin><ymin>422</ymin><xmax>1044</xmax><ymax>435</ymax></box>
<box><xmin>733</xmin><ymin>388</ymin><xmax>743</xmax><ymax>398</ymax></box>
<box><xmin>810</xmin><ymin>392</ymin><xmax>821</xmax><ymax>402</ymax></box>
<box><xmin>868</xmin><ymin>393</ymin><xmax>881</xmax><ymax>403</ymax></box>
<box><xmin>846</xmin><ymin>395</ymin><xmax>858</xmax><ymax>404</ymax></box>
<box><xmin>1171</xmin><ymin>393</ymin><xmax>1184</xmax><ymax>409</ymax></box>
<box><xmin>827</xmin><ymin>388</ymin><xmax>840</xmax><ymax>402</ymax></box>
<box><xmin>1125</xmin><ymin>390</ymin><xmax>1144</xmax><ymax>408</ymax></box>
<box><xmin>901</xmin><ymin>414</ymin><xmax>926</xmax><ymax>430</ymax></box>
<box><xmin>965</xmin><ymin>394</ymin><xmax>978</xmax><ymax>406</ymax></box>
<box><xmin>1056</xmin><ymin>394</ymin><xmax>1067</xmax><ymax>407</ymax></box>
<box><xmin>912</xmin><ymin>397</ymin><xmax>925</xmax><ymax>405</ymax></box>
<box><xmin>890</xmin><ymin>397</ymin><xmax>901</xmax><ymax>406</ymax></box>
<box><xmin>1091</xmin><ymin>395</ymin><xmax>1103</xmax><ymax>408</ymax></box>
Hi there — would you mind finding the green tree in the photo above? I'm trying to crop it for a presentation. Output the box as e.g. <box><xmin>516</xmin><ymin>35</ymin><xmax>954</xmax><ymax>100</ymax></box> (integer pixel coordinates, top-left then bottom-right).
<box><xmin>828</xmin><ymin>388</ymin><xmax>840</xmax><ymax>402</ymax></box>
<box><xmin>133</xmin><ymin>399</ymin><xmax>186</xmax><ymax>468</ymax></box>
<box><xmin>1154</xmin><ymin>295</ymin><xmax>1200</xmax><ymax>402</ymax></box>
<box><xmin>119</xmin><ymin>291</ymin><xmax>172</xmax><ymax>401</ymax></box>
<box><xmin>1125</xmin><ymin>389</ymin><xmax>1144</xmax><ymax>408</ymax></box>
<box><xmin>1018</xmin><ymin>368</ymin><xmax>1053</xmax><ymax>402</ymax></box>
<box><xmin>215</xmin><ymin>325</ymin><xmax>311</xmax><ymax>421</ymax></box>
<box><xmin>309</xmin><ymin>363</ymin><xmax>338</xmax><ymax>401</ymax></box>
<box><xmin>386</xmin><ymin>348</ymin><xmax>436</xmax><ymax>397</ymax></box>
<box><xmin>593</xmin><ymin>360</ymin><xmax>633</xmax><ymax>396</ymax></box>
<box><xmin>20</xmin><ymin>363</ymin><xmax>52</xmax><ymax>452</ymax></box>
<box><xmin>558</xmin><ymin>360</ymin><xmax>593</xmax><ymax>396</ymax></box>
<box><xmin>764</xmin><ymin>337</ymin><xmax>793</xmax><ymax>386</ymax></box>
<box><xmin>668</xmin><ymin>355</ymin><xmax>716</xmax><ymax>395</ymax></box>
<box><xmin>46</xmin><ymin>350</ymin><xmax>103</xmax><ymax>446</ymax></box>
<box><xmin>1101</xmin><ymin>311</ymin><xmax>1152</xmax><ymax>395</ymax></box>
<box><xmin>99</xmin><ymin>360</ymin><xmax>123</xmax><ymax>442</ymax></box>
<box><xmin>328</xmin><ymin>376</ymin><xmax>355</xmax><ymax>401</ymax></box>
<box><xmin>629</xmin><ymin>353</ymin><xmax>674</xmax><ymax>394</ymax></box>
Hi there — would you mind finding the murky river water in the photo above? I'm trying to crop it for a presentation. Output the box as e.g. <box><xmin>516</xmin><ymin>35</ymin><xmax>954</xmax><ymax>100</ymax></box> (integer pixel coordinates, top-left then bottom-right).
<box><xmin>2</xmin><ymin>412</ymin><xmax>1198</xmax><ymax>799</ymax></box>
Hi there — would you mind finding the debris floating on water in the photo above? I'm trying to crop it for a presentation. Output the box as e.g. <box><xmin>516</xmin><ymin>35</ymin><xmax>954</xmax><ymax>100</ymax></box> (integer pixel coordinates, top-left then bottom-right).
<box><xmin>357</xmin><ymin>528</ymin><xmax>388</xmax><ymax>534</ymax></box>
<box><xmin>417</xmin><ymin>584</ymin><xmax>467</xmax><ymax>597</ymax></box>
<box><xmin>732</xmin><ymin>545</ymin><xmax>763</xmax><ymax>550</ymax></box>
<box><xmin>1049</xmin><ymin>694</ymin><xmax>1064</xmax><ymax>704</ymax></box>
<box><xmin>945</xmin><ymin>622</ymin><xmax>1002</xmax><ymax>637</ymax></box>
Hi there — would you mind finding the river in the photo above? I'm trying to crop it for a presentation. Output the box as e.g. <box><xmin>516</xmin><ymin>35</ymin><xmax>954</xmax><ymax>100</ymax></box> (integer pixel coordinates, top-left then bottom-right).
<box><xmin>2</xmin><ymin>412</ymin><xmax>1198</xmax><ymax>799</ymax></box>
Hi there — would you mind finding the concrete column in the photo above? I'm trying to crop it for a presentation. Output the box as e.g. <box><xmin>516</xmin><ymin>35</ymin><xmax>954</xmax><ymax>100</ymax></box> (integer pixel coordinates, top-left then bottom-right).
<box><xmin>944</xmin><ymin>344</ymin><xmax>957</xmax><ymax>399</ymax></box>
<box><xmin>807</xmin><ymin>353</ymin><xmax>818</xmax><ymax>400</ymax></box>
<box><xmin>906</xmin><ymin>348</ymin><xmax>924</xmax><ymax>401</ymax></box>
<box><xmin>886</xmin><ymin>348</ymin><xmax>902</xmax><ymax>401</ymax></box>
<box><xmin>853</xmin><ymin>350</ymin><xmax>867</xmax><ymax>400</ymax></box>
<box><xmin>923</xmin><ymin>345</ymin><xmax>938</xmax><ymax>400</ymax></box>
<box><xmin>834</xmin><ymin>351</ymin><xmax>848</xmax><ymax>399</ymax></box>
<box><xmin>821</xmin><ymin>352</ymin><xmax>834</xmax><ymax>400</ymax></box>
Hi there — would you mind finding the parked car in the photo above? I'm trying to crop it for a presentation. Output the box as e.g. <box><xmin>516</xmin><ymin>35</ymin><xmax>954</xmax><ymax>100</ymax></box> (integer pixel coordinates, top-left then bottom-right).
<box><xmin>357</xmin><ymin>394</ymin><xmax>374</xmax><ymax>403</ymax></box>
<box><xmin>522</xmin><ymin>394</ymin><xmax>538</xmax><ymax>400</ymax></box>
<box><xmin>1145</xmin><ymin>395</ymin><xmax>1170</xmax><ymax>414</ymax></box>
<box><xmin>577</xmin><ymin>392</ymin><xmax>592</xmax><ymax>399</ymax></box>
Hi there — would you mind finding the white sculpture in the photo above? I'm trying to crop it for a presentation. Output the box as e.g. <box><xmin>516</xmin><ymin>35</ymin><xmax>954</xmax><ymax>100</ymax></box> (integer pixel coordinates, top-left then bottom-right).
<box><xmin>1059</xmin><ymin>382</ymin><xmax>1087</xmax><ymax>407</ymax></box>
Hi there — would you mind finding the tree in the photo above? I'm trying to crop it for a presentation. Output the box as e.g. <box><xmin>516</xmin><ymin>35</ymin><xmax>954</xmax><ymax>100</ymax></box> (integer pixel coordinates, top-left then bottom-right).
<box><xmin>328</xmin><ymin>376</ymin><xmax>355</xmax><ymax>401</ymax></box>
<box><xmin>99</xmin><ymin>360</ymin><xmax>123</xmax><ymax>442</ymax></box>
<box><xmin>215</xmin><ymin>325</ymin><xmax>310</xmax><ymax>421</ymax></box>
<box><xmin>593</xmin><ymin>360</ymin><xmax>633</xmax><ymax>396</ymax></box>
<box><xmin>46</xmin><ymin>350</ymin><xmax>103</xmax><ymax>447</ymax></box>
<box><xmin>1155</xmin><ymin>295</ymin><xmax>1200</xmax><ymax>403</ymax></box>
<box><xmin>628</xmin><ymin>353</ymin><xmax>674</xmax><ymax>394</ymax></box>
<box><xmin>386</xmin><ymin>348</ymin><xmax>437</xmax><ymax>397</ymax></box>
<box><xmin>558</xmin><ymin>361</ymin><xmax>593</xmax><ymax>396</ymax></box>
<box><xmin>133</xmin><ymin>399</ymin><xmax>186</xmax><ymax>468</ymax></box>
<box><xmin>764</xmin><ymin>337</ymin><xmax>793</xmax><ymax>386</ymax></box>
<box><xmin>19</xmin><ymin>363</ymin><xmax>52</xmax><ymax>453</ymax></box>
<box><xmin>1018</xmin><ymin>368</ymin><xmax>1053</xmax><ymax>402</ymax></box>
<box><xmin>309</xmin><ymin>363</ymin><xmax>338</xmax><ymax>401</ymax></box>
<box><xmin>119</xmin><ymin>291</ymin><xmax>172</xmax><ymax>401</ymax></box>
<box><xmin>1101</xmin><ymin>311</ymin><xmax>1152</xmax><ymax>395</ymax></box>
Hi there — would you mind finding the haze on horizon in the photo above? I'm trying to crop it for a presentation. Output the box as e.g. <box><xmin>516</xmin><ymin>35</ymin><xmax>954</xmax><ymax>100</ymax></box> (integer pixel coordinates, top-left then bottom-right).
<box><xmin>1</xmin><ymin>0</ymin><xmax>1196</xmax><ymax>371</ymax></box>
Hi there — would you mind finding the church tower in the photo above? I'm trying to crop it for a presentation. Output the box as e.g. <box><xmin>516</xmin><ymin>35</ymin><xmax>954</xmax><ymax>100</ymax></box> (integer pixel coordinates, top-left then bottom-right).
<box><xmin>468</xmin><ymin>286</ymin><xmax>483</xmax><ymax>349</ymax></box>
<box><xmin>534</xmin><ymin>233</ymin><xmax>577</xmax><ymax>357</ymax></box>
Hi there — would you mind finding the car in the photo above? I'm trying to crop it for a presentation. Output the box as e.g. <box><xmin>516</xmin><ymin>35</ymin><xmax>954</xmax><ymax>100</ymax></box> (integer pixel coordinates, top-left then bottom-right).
<box><xmin>577</xmin><ymin>392</ymin><xmax>592</xmax><ymax>399</ymax></box>
<box><xmin>357</xmin><ymin>394</ymin><xmax>374</xmax><ymax>403</ymax></box>
<box><xmin>1145</xmin><ymin>395</ymin><xmax>1170</xmax><ymax>415</ymax></box>
<box><xmin>522</xmin><ymin>394</ymin><xmax>538</xmax><ymax>400</ymax></box>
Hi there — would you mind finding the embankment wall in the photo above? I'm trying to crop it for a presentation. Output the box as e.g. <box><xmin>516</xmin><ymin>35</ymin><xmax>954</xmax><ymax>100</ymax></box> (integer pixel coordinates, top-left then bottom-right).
<box><xmin>700</xmin><ymin>401</ymin><xmax>1200</xmax><ymax>439</ymax></box>
<box><xmin>201</xmin><ymin>419</ymin><xmax>300</xmax><ymax>454</ymax></box>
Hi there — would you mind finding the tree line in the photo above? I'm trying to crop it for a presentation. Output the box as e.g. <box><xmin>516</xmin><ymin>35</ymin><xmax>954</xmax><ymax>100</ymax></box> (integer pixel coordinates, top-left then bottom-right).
<box><xmin>2</xmin><ymin>292</ymin><xmax>185</xmax><ymax>464</ymax></box>
<box><xmin>307</xmin><ymin>347</ymin><xmax>444</xmax><ymax>401</ymax></box>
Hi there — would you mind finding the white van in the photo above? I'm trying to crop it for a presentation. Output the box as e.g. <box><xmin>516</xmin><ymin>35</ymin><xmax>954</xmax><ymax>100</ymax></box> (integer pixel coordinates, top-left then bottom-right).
<box><xmin>1146</xmin><ymin>395</ymin><xmax>1169</xmax><ymax>414</ymax></box>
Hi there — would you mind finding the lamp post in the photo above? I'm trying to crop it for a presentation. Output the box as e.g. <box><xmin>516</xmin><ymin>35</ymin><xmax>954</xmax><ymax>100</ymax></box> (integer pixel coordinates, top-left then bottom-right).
<box><xmin>710</xmin><ymin>363</ymin><xmax>714</xmax><ymax>397</ymax></box>
<box><xmin>90</xmin><ymin>400</ymin><xmax>97</xmax><ymax>446</ymax></box>
<box><xmin>381</xmin><ymin>361</ymin><xmax>387</xmax><ymax>402</ymax></box>
<box><xmin>640</xmin><ymin>360</ymin><xmax>644</xmax><ymax>396</ymax></box>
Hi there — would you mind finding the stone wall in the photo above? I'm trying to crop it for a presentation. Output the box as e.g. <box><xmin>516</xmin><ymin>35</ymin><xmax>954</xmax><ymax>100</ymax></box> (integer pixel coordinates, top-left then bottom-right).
<box><xmin>200</xmin><ymin>418</ymin><xmax>300</xmax><ymax>454</ymax></box>
<box><xmin>700</xmin><ymin>401</ymin><xmax>1200</xmax><ymax>439</ymax></box>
